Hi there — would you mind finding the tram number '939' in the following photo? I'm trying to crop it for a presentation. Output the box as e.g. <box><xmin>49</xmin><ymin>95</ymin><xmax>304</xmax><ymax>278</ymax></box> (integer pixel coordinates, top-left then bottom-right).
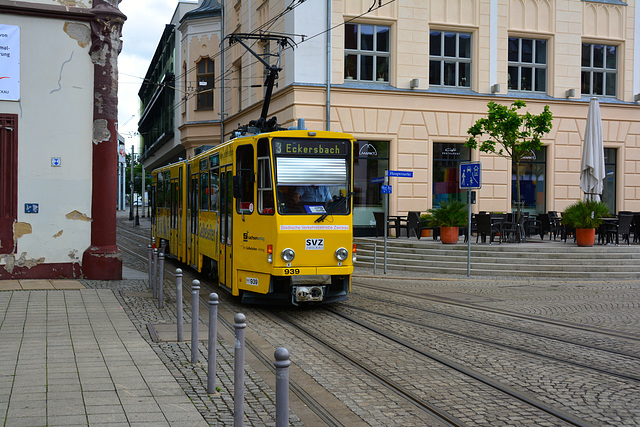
<box><xmin>284</xmin><ymin>268</ymin><xmax>300</xmax><ymax>275</ymax></box>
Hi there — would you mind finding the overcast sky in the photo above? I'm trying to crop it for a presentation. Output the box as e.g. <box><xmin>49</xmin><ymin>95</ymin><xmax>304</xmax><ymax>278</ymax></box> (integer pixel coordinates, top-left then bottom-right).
<box><xmin>118</xmin><ymin>0</ymin><xmax>189</xmax><ymax>149</ymax></box>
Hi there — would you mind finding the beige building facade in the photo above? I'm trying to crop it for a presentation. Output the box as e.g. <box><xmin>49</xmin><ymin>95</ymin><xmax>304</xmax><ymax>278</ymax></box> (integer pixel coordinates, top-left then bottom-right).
<box><xmin>161</xmin><ymin>0</ymin><xmax>640</xmax><ymax>234</ymax></box>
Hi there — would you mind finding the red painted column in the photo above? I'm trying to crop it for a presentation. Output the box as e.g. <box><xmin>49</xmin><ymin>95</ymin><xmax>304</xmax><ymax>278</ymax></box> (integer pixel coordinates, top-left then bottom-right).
<box><xmin>82</xmin><ymin>1</ymin><xmax>126</xmax><ymax>279</ymax></box>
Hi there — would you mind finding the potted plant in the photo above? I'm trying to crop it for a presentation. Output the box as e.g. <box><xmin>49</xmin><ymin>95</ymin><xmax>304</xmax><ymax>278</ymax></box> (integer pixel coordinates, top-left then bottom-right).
<box><xmin>427</xmin><ymin>200</ymin><xmax>468</xmax><ymax>244</ymax></box>
<box><xmin>419</xmin><ymin>213</ymin><xmax>434</xmax><ymax>237</ymax></box>
<box><xmin>561</xmin><ymin>200</ymin><xmax>610</xmax><ymax>246</ymax></box>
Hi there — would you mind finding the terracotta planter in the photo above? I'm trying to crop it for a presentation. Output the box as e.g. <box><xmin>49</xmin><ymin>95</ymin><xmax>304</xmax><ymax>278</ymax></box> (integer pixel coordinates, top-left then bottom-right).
<box><xmin>420</xmin><ymin>229</ymin><xmax>431</xmax><ymax>238</ymax></box>
<box><xmin>575</xmin><ymin>228</ymin><xmax>596</xmax><ymax>247</ymax></box>
<box><xmin>440</xmin><ymin>226</ymin><xmax>459</xmax><ymax>244</ymax></box>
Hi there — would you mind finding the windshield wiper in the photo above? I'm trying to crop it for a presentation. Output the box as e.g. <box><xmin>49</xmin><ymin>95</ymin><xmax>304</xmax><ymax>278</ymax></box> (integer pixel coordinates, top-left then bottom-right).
<box><xmin>315</xmin><ymin>192</ymin><xmax>353</xmax><ymax>223</ymax></box>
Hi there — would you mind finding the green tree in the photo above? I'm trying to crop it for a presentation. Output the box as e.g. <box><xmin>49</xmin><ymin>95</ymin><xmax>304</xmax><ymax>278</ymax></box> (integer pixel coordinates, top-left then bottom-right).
<box><xmin>465</xmin><ymin>100</ymin><xmax>553</xmax><ymax>221</ymax></box>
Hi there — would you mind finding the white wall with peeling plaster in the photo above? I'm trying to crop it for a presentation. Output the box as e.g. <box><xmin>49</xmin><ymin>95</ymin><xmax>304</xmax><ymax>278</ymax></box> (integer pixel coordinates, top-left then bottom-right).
<box><xmin>0</xmin><ymin>12</ymin><xmax>94</xmax><ymax>268</ymax></box>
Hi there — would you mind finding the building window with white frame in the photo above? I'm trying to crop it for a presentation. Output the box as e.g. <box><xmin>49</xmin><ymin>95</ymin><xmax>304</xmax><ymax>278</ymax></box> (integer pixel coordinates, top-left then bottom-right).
<box><xmin>508</xmin><ymin>37</ymin><xmax>547</xmax><ymax>92</ymax></box>
<box><xmin>429</xmin><ymin>31</ymin><xmax>471</xmax><ymax>88</ymax></box>
<box><xmin>344</xmin><ymin>23</ymin><xmax>390</xmax><ymax>82</ymax></box>
<box><xmin>581</xmin><ymin>43</ymin><xmax>617</xmax><ymax>97</ymax></box>
<box><xmin>196</xmin><ymin>58</ymin><xmax>214</xmax><ymax>110</ymax></box>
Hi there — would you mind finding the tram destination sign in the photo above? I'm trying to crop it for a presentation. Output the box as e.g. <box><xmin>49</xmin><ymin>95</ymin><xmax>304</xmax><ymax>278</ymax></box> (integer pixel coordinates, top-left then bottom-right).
<box><xmin>274</xmin><ymin>138</ymin><xmax>348</xmax><ymax>156</ymax></box>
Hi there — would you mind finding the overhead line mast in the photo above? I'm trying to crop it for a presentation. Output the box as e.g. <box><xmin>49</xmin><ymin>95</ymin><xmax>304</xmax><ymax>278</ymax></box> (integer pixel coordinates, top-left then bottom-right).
<box><xmin>226</xmin><ymin>33</ymin><xmax>296</xmax><ymax>134</ymax></box>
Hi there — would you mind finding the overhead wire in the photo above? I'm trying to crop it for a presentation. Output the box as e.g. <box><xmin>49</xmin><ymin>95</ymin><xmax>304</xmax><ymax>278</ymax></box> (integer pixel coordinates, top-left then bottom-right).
<box><xmin>132</xmin><ymin>0</ymin><xmax>395</xmax><ymax>120</ymax></box>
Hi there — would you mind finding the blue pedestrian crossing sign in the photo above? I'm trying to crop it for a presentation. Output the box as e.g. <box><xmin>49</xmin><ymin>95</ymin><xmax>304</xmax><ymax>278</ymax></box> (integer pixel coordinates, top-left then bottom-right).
<box><xmin>459</xmin><ymin>162</ymin><xmax>482</xmax><ymax>189</ymax></box>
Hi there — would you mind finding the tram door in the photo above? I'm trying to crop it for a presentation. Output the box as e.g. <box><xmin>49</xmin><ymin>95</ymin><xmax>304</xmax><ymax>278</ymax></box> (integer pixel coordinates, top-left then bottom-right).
<box><xmin>188</xmin><ymin>171</ymin><xmax>199</xmax><ymax>268</ymax></box>
<box><xmin>218</xmin><ymin>166</ymin><xmax>233</xmax><ymax>290</ymax></box>
<box><xmin>169</xmin><ymin>176</ymin><xmax>180</xmax><ymax>260</ymax></box>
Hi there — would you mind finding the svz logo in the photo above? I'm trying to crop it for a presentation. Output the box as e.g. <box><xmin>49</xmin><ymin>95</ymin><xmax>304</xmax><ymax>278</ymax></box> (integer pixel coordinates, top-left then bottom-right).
<box><xmin>243</xmin><ymin>231</ymin><xmax>249</xmax><ymax>242</ymax></box>
<box><xmin>305</xmin><ymin>238</ymin><xmax>324</xmax><ymax>250</ymax></box>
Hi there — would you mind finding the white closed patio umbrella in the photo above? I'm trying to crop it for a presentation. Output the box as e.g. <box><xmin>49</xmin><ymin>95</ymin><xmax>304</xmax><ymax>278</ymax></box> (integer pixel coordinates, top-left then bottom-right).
<box><xmin>580</xmin><ymin>97</ymin><xmax>605</xmax><ymax>201</ymax></box>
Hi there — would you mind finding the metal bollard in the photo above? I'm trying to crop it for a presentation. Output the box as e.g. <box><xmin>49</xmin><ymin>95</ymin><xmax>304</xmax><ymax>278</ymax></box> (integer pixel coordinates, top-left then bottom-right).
<box><xmin>176</xmin><ymin>269</ymin><xmax>183</xmax><ymax>342</ymax></box>
<box><xmin>373</xmin><ymin>243</ymin><xmax>377</xmax><ymax>274</ymax></box>
<box><xmin>234</xmin><ymin>313</ymin><xmax>246</xmax><ymax>427</ymax></box>
<box><xmin>147</xmin><ymin>244</ymin><xmax>152</xmax><ymax>289</ymax></box>
<box><xmin>274</xmin><ymin>348</ymin><xmax>290</xmax><ymax>427</ymax></box>
<box><xmin>152</xmin><ymin>248</ymin><xmax>158</xmax><ymax>299</ymax></box>
<box><xmin>207</xmin><ymin>293</ymin><xmax>219</xmax><ymax>394</ymax></box>
<box><xmin>191</xmin><ymin>280</ymin><xmax>200</xmax><ymax>364</ymax></box>
<box><xmin>157</xmin><ymin>252</ymin><xmax>165</xmax><ymax>309</ymax></box>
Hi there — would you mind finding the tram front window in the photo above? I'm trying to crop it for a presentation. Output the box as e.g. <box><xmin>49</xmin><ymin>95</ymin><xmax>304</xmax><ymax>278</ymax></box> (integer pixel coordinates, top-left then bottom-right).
<box><xmin>273</xmin><ymin>138</ymin><xmax>351</xmax><ymax>215</ymax></box>
<box><xmin>277</xmin><ymin>184</ymin><xmax>349</xmax><ymax>214</ymax></box>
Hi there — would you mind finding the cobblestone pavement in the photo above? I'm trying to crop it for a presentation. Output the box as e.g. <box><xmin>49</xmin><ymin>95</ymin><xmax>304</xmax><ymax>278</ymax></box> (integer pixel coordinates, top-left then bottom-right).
<box><xmin>84</xmin><ymin>273</ymin><xmax>303</xmax><ymax>426</ymax></box>
<box><xmin>113</xmin><ymin>214</ymin><xmax>640</xmax><ymax>426</ymax></box>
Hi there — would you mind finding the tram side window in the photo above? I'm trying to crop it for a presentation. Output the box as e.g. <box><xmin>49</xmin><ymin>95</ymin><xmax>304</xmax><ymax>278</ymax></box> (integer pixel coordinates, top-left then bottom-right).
<box><xmin>209</xmin><ymin>154</ymin><xmax>219</xmax><ymax>212</ymax></box>
<box><xmin>200</xmin><ymin>172</ymin><xmax>209</xmax><ymax>211</ymax></box>
<box><xmin>157</xmin><ymin>174</ymin><xmax>164</xmax><ymax>207</ymax></box>
<box><xmin>163</xmin><ymin>171</ymin><xmax>171</xmax><ymax>207</ymax></box>
<box><xmin>257</xmin><ymin>139</ymin><xmax>274</xmax><ymax>214</ymax></box>
<box><xmin>150</xmin><ymin>184</ymin><xmax>156</xmax><ymax>222</ymax></box>
<box><xmin>171</xmin><ymin>179</ymin><xmax>179</xmax><ymax>228</ymax></box>
<box><xmin>235</xmin><ymin>145</ymin><xmax>254</xmax><ymax>214</ymax></box>
<box><xmin>209</xmin><ymin>172</ymin><xmax>219</xmax><ymax>211</ymax></box>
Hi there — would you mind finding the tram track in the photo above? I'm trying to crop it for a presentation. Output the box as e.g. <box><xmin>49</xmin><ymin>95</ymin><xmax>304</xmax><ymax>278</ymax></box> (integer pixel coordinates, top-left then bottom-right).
<box><xmin>344</xmin><ymin>288</ymin><xmax>640</xmax><ymax>380</ymax></box>
<box><xmin>116</xmin><ymin>222</ymin><xmax>354</xmax><ymax>426</ymax></box>
<box><xmin>352</xmin><ymin>279</ymin><xmax>640</xmax><ymax>343</ymax></box>
<box><xmin>340</xmin><ymin>301</ymin><xmax>640</xmax><ymax>382</ymax></box>
<box><xmin>116</xmin><ymin>221</ymin><xmax>639</xmax><ymax>425</ymax></box>
<box><xmin>272</xmin><ymin>310</ymin><xmax>464</xmax><ymax>426</ymax></box>
<box><xmin>274</xmin><ymin>308</ymin><xmax>587</xmax><ymax>427</ymax></box>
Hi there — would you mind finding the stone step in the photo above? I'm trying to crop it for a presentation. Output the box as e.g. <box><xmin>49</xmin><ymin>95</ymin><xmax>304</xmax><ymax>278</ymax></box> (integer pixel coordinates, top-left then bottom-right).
<box><xmin>355</xmin><ymin>246</ymin><xmax>640</xmax><ymax>262</ymax></box>
<box><xmin>354</xmin><ymin>237</ymin><xmax>640</xmax><ymax>278</ymax></box>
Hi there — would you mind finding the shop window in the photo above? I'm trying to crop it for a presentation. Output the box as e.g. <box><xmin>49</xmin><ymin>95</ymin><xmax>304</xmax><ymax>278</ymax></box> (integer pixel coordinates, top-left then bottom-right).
<box><xmin>512</xmin><ymin>148</ymin><xmax>546</xmax><ymax>215</ymax></box>
<box><xmin>432</xmin><ymin>142</ymin><xmax>471</xmax><ymax>205</ymax></box>
<box><xmin>353</xmin><ymin>140</ymin><xmax>389</xmax><ymax>235</ymax></box>
<box><xmin>601</xmin><ymin>148</ymin><xmax>616</xmax><ymax>213</ymax></box>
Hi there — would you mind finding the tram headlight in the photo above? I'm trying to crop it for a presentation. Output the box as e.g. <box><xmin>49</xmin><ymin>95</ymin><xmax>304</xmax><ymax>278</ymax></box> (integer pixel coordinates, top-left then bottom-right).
<box><xmin>335</xmin><ymin>247</ymin><xmax>349</xmax><ymax>261</ymax></box>
<box><xmin>281</xmin><ymin>248</ymin><xmax>295</xmax><ymax>262</ymax></box>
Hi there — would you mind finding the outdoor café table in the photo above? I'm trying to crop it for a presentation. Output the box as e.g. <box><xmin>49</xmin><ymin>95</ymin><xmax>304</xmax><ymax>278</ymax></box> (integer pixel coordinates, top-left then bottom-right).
<box><xmin>387</xmin><ymin>215</ymin><xmax>405</xmax><ymax>238</ymax></box>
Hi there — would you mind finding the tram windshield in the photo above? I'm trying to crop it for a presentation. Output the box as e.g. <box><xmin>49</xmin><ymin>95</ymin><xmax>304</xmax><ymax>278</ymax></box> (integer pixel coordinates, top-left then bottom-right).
<box><xmin>273</xmin><ymin>138</ymin><xmax>351</xmax><ymax>215</ymax></box>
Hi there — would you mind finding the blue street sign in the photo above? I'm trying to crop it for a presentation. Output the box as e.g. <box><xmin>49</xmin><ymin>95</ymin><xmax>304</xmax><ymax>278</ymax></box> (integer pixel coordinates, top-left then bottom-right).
<box><xmin>381</xmin><ymin>185</ymin><xmax>392</xmax><ymax>194</ymax></box>
<box><xmin>459</xmin><ymin>162</ymin><xmax>482</xmax><ymax>189</ymax></box>
<box><xmin>387</xmin><ymin>170</ymin><xmax>413</xmax><ymax>178</ymax></box>
<box><xmin>25</xmin><ymin>203</ymin><xmax>39</xmax><ymax>214</ymax></box>
<box><xmin>370</xmin><ymin>176</ymin><xmax>385</xmax><ymax>184</ymax></box>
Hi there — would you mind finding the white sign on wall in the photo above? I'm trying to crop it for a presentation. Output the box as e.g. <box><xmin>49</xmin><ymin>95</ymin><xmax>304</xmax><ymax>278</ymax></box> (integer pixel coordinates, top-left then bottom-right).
<box><xmin>0</xmin><ymin>24</ymin><xmax>20</xmax><ymax>101</ymax></box>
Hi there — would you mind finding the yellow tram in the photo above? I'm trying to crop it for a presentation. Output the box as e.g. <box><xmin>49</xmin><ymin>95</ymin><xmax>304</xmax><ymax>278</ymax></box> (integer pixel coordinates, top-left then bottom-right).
<box><xmin>151</xmin><ymin>127</ymin><xmax>356</xmax><ymax>305</ymax></box>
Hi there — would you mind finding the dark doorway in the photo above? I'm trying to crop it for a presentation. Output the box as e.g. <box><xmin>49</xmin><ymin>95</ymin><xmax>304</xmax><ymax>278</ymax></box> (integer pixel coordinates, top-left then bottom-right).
<box><xmin>0</xmin><ymin>114</ymin><xmax>17</xmax><ymax>254</ymax></box>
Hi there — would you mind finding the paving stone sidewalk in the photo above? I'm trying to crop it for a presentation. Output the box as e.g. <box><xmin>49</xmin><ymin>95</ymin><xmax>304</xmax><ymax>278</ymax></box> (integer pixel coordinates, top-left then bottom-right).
<box><xmin>0</xmin><ymin>286</ymin><xmax>208</xmax><ymax>427</ymax></box>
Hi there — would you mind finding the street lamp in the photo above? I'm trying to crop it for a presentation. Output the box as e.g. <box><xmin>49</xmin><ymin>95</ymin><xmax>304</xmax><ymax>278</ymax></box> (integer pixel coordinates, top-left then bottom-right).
<box><xmin>129</xmin><ymin>145</ymin><xmax>134</xmax><ymax>220</ymax></box>
<box><xmin>140</xmin><ymin>162</ymin><xmax>146</xmax><ymax>218</ymax></box>
<box><xmin>146</xmin><ymin>184</ymin><xmax>151</xmax><ymax>218</ymax></box>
